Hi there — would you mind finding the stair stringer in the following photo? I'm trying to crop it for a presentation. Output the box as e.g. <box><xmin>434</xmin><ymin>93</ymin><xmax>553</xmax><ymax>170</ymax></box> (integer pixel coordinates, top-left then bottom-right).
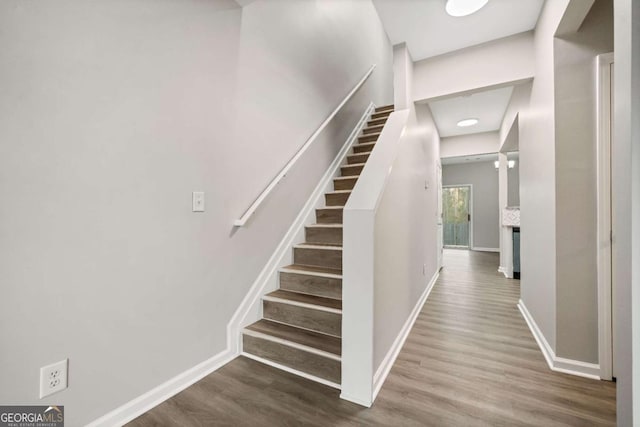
<box><xmin>226</xmin><ymin>102</ymin><xmax>375</xmax><ymax>356</ymax></box>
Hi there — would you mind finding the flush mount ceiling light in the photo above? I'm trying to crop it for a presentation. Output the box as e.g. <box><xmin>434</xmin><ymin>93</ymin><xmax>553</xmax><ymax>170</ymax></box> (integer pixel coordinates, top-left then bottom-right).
<box><xmin>446</xmin><ymin>0</ymin><xmax>489</xmax><ymax>17</ymax></box>
<box><xmin>494</xmin><ymin>160</ymin><xmax>516</xmax><ymax>169</ymax></box>
<box><xmin>456</xmin><ymin>118</ymin><xmax>479</xmax><ymax>127</ymax></box>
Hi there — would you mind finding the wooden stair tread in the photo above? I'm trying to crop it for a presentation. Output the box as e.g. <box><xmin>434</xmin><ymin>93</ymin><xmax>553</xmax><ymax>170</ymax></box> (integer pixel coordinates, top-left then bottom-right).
<box><xmin>281</xmin><ymin>264</ymin><xmax>342</xmax><ymax>277</ymax></box>
<box><xmin>355</xmin><ymin>142</ymin><xmax>376</xmax><ymax>148</ymax></box>
<box><xmin>306</xmin><ymin>223</ymin><xmax>343</xmax><ymax>229</ymax></box>
<box><xmin>369</xmin><ymin>117</ymin><xmax>388</xmax><ymax>123</ymax></box>
<box><xmin>375</xmin><ymin>104</ymin><xmax>394</xmax><ymax>112</ymax></box>
<box><xmin>295</xmin><ymin>242</ymin><xmax>342</xmax><ymax>249</ymax></box>
<box><xmin>265</xmin><ymin>289</ymin><xmax>342</xmax><ymax>310</ymax></box>
<box><xmin>245</xmin><ymin>319</ymin><xmax>341</xmax><ymax>356</ymax></box>
<box><xmin>244</xmin><ymin>106</ymin><xmax>393</xmax><ymax>386</ymax></box>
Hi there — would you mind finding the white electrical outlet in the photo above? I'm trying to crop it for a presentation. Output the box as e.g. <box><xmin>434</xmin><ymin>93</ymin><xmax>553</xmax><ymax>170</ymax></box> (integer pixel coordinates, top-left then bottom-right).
<box><xmin>39</xmin><ymin>359</ymin><xmax>68</xmax><ymax>399</ymax></box>
<box><xmin>192</xmin><ymin>191</ymin><xmax>205</xmax><ymax>212</ymax></box>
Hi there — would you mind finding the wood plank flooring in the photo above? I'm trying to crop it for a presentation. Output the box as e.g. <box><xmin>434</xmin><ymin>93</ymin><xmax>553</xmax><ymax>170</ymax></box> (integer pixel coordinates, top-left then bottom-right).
<box><xmin>128</xmin><ymin>249</ymin><xmax>616</xmax><ymax>426</ymax></box>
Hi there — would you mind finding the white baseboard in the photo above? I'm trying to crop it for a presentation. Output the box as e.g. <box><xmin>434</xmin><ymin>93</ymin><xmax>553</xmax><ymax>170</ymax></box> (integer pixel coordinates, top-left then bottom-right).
<box><xmin>86</xmin><ymin>349</ymin><xmax>236</xmax><ymax>427</ymax></box>
<box><xmin>517</xmin><ymin>299</ymin><xmax>555</xmax><ymax>369</ymax></box>
<box><xmin>473</xmin><ymin>247</ymin><xmax>500</xmax><ymax>253</ymax></box>
<box><xmin>517</xmin><ymin>299</ymin><xmax>600</xmax><ymax>380</ymax></box>
<box><xmin>340</xmin><ymin>392</ymin><xmax>373</xmax><ymax>408</ymax></box>
<box><xmin>498</xmin><ymin>266</ymin><xmax>510</xmax><ymax>278</ymax></box>
<box><xmin>371</xmin><ymin>270</ymin><xmax>440</xmax><ymax>401</ymax></box>
<box><xmin>226</xmin><ymin>102</ymin><xmax>375</xmax><ymax>356</ymax></box>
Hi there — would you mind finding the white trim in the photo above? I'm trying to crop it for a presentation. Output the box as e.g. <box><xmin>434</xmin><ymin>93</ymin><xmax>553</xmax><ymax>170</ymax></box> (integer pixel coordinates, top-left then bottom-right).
<box><xmin>234</xmin><ymin>64</ymin><xmax>376</xmax><ymax>227</ymax></box>
<box><xmin>554</xmin><ymin>357</ymin><xmax>601</xmax><ymax>379</ymax></box>
<box><xmin>518</xmin><ymin>299</ymin><xmax>601</xmax><ymax>380</ymax></box>
<box><xmin>86</xmin><ymin>349</ymin><xmax>235</xmax><ymax>427</ymax></box>
<box><xmin>294</xmin><ymin>244</ymin><xmax>343</xmax><ymax>251</ymax></box>
<box><xmin>261</xmin><ymin>295</ymin><xmax>342</xmax><ymax>314</ymax></box>
<box><xmin>241</xmin><ymin>352</ymin><xmax>341</xmax><ymax>390</ymax></box>
<box><xmin>339</xmin><ymin>393</ymin><xmax>373</xmax><ymax>408</ymax></box>
<box><xmin>262</xmin><ymin>317</ymin><xmax>341</xmax><ymax>339</ymax></box>
<box><xmin>279</xmin><ymin>266</ymin><xmax>342</xmax><ymax>279</ymax></box>
<box><xmin>372</xmin><ymin>271</ymin><xmax>439</xmax><ymax>402</ymax></box>
<box><xmin>596</xmin><ymin>52</ymin><xmax>614</xmax><ymax>381</ymax></box>
<box><xmin>517</xmin><ymin>300</ymin><xmax>555</xmax><ymax>370</ymax></box>
<box><xmin>472</xmin><ymin>247</ymin><xmax>500</xmax><ymax>253</ymax></box>
<box><xmin>227</xmin><ymin>102</ymin><xmax>375</xmax><ymax>356</ymax></box>
<box><xmin>242</xmin><ymin>329</ymin><xmax>341</xmax><ymax>361</ymax></box>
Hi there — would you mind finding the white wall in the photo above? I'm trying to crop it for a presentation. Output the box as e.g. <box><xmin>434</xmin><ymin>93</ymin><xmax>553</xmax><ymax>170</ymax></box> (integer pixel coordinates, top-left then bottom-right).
<box><xmin>342</xmin><ymin>43</ymin><xmax>440</xmax><ymax>407</ymax></box>
<box><xmin>554</xmin><ymin>0</ymin><xmax>613</xmax><ymax>364</ymax></box>
<box><xmin>508</xmin><ymin>161</ymin><xmax>520</xmax><ymax>206</ymax></box>
<box><xmin>517</xmin><ymin>0</ymin><xmax>570</xmax><ymax>354</ymax></box>
<box><xmin>0</xmin><ymin>1</ymin><xmax>393</xmax><ymax>424</ymax></box>
<box><xmin>442</xmin><ymin>161</ymin><xmax>500</xmax><ymax>250</ymax></box>
<box><xmin>499</xmin><ymin>82</ymin><xmax>532</xmax><ymax>150</ymax></box>
<box><xmin>373</xmin><ymin>45</ymin><xmax>441</xmax><ymax>376</ymax></box>
<box><xmin>440</xmin><ymin>132</ymin><xmax>500</xmax><ymax>159</ymax></box>
<box><xmin>613</xmin><ymin>0</ymin><xmax>640</xmax><ymax>424</ymax></box>
<box><xmin>413</xmin><ymin>32</ymin><xmax>535</xmax><ymax>102</ymax></box>
<box><xmin>373</xmin><ymin>105</ymin><xmax>441</xmax><ymax>371</ymax></box>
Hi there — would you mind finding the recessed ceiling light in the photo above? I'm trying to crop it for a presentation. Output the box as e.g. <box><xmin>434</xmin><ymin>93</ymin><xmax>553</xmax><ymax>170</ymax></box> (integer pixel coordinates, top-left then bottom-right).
<box><xmin>446</xmin><ymin>0</ymin><xmax>489</xmax><ymax>17</ymax></box>
<box><xmin>457</xmin><ymin>118</ymin><xmax>479</xmax><ymax>127</ymax></box>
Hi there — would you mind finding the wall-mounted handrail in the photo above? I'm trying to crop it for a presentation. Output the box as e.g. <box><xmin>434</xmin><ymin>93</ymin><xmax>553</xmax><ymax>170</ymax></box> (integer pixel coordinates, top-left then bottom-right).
<box><xmin>233</xmin><ymin>64</ymin><xmax>377</xmax><ymax>227</ymax></box>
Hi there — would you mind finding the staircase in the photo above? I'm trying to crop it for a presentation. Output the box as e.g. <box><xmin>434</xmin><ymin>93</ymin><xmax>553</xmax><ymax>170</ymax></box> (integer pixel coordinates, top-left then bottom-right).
<box><xmin>241</xmin><ymin>104</ymin><xmax>395</xmax><ymax>386</ymax></box>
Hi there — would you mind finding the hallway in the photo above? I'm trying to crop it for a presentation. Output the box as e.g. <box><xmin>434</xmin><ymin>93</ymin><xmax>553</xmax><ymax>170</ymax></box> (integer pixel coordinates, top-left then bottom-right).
<box><xmin>129</xmin><ymin>250</ymin><xmax>616</xmax><ymax>426</ymax></box>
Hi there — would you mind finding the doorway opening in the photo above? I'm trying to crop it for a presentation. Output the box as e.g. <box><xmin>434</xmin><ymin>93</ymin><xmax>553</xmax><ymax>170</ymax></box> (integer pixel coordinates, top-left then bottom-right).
<box><xmin>442</xmin><ymin>185</ymin><xmax>472</xmax><ymax>249</ymax></box>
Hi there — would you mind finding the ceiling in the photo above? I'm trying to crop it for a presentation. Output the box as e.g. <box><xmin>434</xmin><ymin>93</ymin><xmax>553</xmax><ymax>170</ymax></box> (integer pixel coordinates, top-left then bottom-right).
<box><xmin>372</xmin><ymin>0</ymin><xmax>544</xmax><ymax>62</ymax></box>
<box><xmin>428</xmin><ymin>86</ymin><xmax>514</xmax><ymax>137</ymax></box>
<box><xmin>441</xmin><ymin>152</ymin><xmax>497</xmax><ymax>165</ymax></box>
<box><xmin>441</xmin><ymin>151</ymin><xmax>519</xmax><ymax>165</ymax></box>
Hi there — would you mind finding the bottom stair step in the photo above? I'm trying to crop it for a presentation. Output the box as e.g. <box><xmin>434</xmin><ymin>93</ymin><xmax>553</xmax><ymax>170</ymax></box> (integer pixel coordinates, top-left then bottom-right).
<box><xmin>243</xmin><ymin>319</ymin><xmax>341</xmax><ymax>384</ymax></box>
<box><xmin>262</xmin><ymin>289</ymin><xmax>342</xmax><ymax>337</ymax></box>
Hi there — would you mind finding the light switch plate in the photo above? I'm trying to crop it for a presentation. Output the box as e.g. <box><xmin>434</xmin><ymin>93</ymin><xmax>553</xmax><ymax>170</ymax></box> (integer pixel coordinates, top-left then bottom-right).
<box><xmin>192</xmin><ymin>192</ymin><xmax>205</xmax><ymax>212</ymax></box>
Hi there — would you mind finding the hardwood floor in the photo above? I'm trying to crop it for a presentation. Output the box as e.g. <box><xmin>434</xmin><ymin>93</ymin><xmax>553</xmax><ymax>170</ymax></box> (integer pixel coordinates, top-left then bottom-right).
<box><xmin>128</xmin><ymin>249</ymin><xmax>616</xmax><ymax>426</ymax></box>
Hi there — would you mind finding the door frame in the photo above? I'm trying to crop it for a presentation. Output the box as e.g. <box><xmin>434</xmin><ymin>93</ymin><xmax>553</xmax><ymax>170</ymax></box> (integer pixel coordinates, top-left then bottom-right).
<box><xmin>596</xmin><ymin>52</ymin><xmax>614</xmax><ymax>380</ymax></box>
<box><xmin>442</xmin><ymin>184</ymin><xmax>473</xmax><ymax>249</ymax></box>
<box><xmin>437</xmin><ymin>163</ymin><xmax>443</xmax><ymax>269</ymax></box>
